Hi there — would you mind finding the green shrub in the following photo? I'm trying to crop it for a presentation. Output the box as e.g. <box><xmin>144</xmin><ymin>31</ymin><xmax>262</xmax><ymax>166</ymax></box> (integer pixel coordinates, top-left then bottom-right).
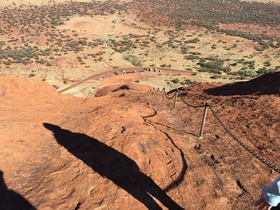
<box><xmin>123</xmin><ymin>54</ymin><xmax>142</xmax><ymax>67</ymax></box>
<box><xmin>210</xmin><ymin>75</ymin><xmax>221</xmax><ymax>79</ymax></box>
<box><xmin>264</xmin><ymin>61</ymin><xmax>271</xmax><ymax>67</ymax></box>
<box><xmin>109</xmin><ymin>9</ymin><xmax>116</xmax><ymax>14</ymax></box>
<box><xmin>184</xmin><ymin>38</ymin><xmax>200</xmax><ymax>43</ymax></box>
<box><xmin>172</xmin><ymin>78</ymin><xmax>180</xmax><ymax>84</ymax></box>
<box><xmin>184</xmin><ymin>55</ymin><xmax>199</xmax><ymax>60</ymax></box>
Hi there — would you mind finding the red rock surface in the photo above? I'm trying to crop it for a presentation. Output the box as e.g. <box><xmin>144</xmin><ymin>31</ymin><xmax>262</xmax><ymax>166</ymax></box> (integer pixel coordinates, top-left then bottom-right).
<box><xmin>0</xmin><ymin>74</ymin><xmax>279</xmax><ymax>209</ymax></box>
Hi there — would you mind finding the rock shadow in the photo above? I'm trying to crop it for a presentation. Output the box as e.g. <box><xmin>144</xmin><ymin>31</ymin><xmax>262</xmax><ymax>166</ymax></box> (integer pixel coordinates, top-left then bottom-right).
<box><xmin>43</xmin><ymin>123</ymin><xmax>184</xmax><ymax>210</ymax></box>
<box><xmin>0</xmin><ymin>170</ymin><xmax>36</xmax><ymax>210</ymax></box>
<box><xmin>205</xmin><ymin>72</ymin><xmax>280</xmax><ymax>96</ymax></box>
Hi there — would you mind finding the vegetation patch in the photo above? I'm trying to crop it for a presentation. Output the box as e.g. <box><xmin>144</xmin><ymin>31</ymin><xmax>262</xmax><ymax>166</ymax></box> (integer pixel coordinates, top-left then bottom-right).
<box><xmin>123</xmin><ymin>54</ymin><xmax>143</xmax><ymax>67</ymax></box>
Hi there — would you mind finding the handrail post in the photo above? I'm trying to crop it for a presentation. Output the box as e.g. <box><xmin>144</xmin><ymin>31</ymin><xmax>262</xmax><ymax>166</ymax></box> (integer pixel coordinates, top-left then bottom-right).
<box><xmin>199</xmin><ymin>101</ymin><xmax>209</xmax><ymax>138</ymax></box>
<box><xmin>173</xmin><ymin>90</ymin><xmax>178</xmax><ymax>110</ymax></box>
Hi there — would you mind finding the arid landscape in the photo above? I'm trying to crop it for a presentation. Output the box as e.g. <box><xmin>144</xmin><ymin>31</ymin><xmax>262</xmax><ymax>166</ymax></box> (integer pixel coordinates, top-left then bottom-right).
<box><xmin>0</xmin><ymin>0</ymin><xmax>279</xmax><ymax>91</ymax></box>
<box><xmin>0</xmin><ymin>0</ymin><xmax>280</xmax><ymax>209</ymax></box>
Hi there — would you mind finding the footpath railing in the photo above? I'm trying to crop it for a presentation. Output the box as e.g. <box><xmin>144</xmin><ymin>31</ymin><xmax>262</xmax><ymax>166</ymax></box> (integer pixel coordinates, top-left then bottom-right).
<box><xmin>148</xmin><ymin>87</ymin><xmax>280</xmax><ymax>174</ymax></box>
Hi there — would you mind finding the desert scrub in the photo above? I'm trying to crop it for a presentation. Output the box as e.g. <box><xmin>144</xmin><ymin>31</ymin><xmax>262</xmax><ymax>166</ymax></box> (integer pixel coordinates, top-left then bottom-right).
<box><xmin>171</xmin><ymin>78</ymin><xmax>180</xmax><ymax>84</ymax></box>
<box><xmin>123</xmin><ymin>54</ymin><xmax>142</xmax><ymax>67</ymax></box>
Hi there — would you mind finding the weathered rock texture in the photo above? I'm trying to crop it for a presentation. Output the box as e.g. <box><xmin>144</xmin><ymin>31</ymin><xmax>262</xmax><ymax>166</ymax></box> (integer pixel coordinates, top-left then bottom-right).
<box><xmin>0</xmin><ymin>74</ymin><xmax>279</xmax><ymax>209</ymax></box>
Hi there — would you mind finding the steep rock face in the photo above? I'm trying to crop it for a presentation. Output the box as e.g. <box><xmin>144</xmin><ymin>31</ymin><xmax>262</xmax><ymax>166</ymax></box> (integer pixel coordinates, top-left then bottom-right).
<box><xmin>0</xmin><ymin>75</ymin><xmax>279</xmax><ymax>209</ymax></box>
<box><xmin>205</xmin><ymin>72</ymin><xmax>280</xmax><ymax>96</ymax></box>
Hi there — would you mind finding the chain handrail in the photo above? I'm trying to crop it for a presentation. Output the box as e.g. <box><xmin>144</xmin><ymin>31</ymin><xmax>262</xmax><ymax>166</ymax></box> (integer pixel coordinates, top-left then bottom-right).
<box><xmin>165</xmin><ymin>91</ymin><xmax>178</xmax><ymax>100</ymax></box>
<box><xmin>157</xmin><ymin>88</ymin><xmax>205</xmax><ymax>108</ymax></box>
<box><xmin>157</xmin><ymin>87</ymin><xmax>166</xmax><ymax>93</ymax></box>
<box><xmin>153</xmin><ymin>87</ymin><xmax>280</xmax><ymax>174</ymax></box>
<box><xmin>208</xmin><ymin>104</ymin><xmax>280</xmax><ymax>174</ymax></box>
<box><xmin>178</xmin><ymin>92</ymin><xmax>205</xmax><ymax>108</ymax></box>
<box><xmin>141</xmin><ymin>108</ymin><xmax>188</xmax><ymax>192</ymax></box>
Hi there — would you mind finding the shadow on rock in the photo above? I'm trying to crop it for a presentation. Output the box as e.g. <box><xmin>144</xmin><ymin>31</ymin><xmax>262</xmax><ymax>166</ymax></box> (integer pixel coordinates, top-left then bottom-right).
<box><xmin>43</xmin><ymin>123</ymin><xmax>184</xmax><ymax>210</ymax></box>
<box><xmin>0</xmin><ymin>170</ymin><xmax>36</xmax><ymax>210</ymax></box>
<box><xmin>205</xmin><ymin>72</ymin><xmax>280</xmax><ymax>96</ymax></box>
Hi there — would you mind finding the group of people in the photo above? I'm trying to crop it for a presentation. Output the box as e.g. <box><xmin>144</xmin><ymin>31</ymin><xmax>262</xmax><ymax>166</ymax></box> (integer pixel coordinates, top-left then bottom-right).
<box><xmin>97</xmin><ymin>68</ymin><xmax>163</xmax><ymax>81</ymax></box>
<box><xmin>148</xmin><ymin>67</ymin><xmax>162</xmax><ymax>73</ymax></box>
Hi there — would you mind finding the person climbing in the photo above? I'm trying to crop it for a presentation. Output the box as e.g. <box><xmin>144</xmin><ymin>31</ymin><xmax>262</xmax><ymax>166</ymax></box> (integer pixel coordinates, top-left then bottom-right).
<box><xmin>255</xmin><ymin>175</ymin><xmax>280</xmax><ymax>210</ymax></box>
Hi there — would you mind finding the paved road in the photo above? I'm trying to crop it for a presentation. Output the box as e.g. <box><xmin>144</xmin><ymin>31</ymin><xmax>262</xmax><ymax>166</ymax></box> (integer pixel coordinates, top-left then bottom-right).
<box><xmin>58</xmin><ymin>67</ymin><xmax>194</xmax><ymax>93</ymax></box>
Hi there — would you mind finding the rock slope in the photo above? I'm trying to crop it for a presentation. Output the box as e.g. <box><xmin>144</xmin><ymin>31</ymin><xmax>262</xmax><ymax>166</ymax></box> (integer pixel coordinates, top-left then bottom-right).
<box><xmin>0</xmin><ymin>74</ymin><xmax>279</xmax><ymax>209</ymax></box>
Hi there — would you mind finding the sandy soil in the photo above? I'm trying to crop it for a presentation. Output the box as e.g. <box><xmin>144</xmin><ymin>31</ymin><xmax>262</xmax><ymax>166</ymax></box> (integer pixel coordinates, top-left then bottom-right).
<box><xmin>241</xmin><ymin>0</ymin><xmax>278</xmax><ymax>2</ymax></box>
<box><xmin>1</xmin><ymin>0</ymin><xmax>275</xmax><ymax>7</ymax></box>
<box><xmin>0</xmin><ymin>0</ymin><xmax>110</xmax><ymax>7</ymax></box>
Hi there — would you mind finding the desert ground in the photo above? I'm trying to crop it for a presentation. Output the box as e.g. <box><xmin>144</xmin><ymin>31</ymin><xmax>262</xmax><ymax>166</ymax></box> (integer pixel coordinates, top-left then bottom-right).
<box><xmin>0</xmin><ymin>0</ymin><xmax>280</xmax><ymax>209</ymax></box>
<box><xmin>0</xmin><ymin>0</ymin><xmax>277</xmax><ymax>7</ymax></box>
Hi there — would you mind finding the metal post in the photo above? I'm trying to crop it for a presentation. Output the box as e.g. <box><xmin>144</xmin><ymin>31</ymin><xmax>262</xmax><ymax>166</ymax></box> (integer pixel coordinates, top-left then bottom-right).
<box><xmin>199</xmin><ymin>101</ymin><xmax>209</xmax><ymax>138</ymax></box>
<box><xmin>162</xmin><ymin>88</ymin><xmax>165</xmax><ymax>102</ymax></box>
<box><xmin>173</xmin><ymin>90</ymin><xmax>178</xmax><ymax>110</ymax></box>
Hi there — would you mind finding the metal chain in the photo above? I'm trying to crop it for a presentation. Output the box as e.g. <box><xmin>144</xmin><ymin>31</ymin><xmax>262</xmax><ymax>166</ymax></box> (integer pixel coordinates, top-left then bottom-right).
<box><xmin>157</xmin><ymin>87</ymin><xmax>165</xmax><ymax>93</ymax></box>
<box><xmin>158</xmin><ymin>88</ymin><xmax>204</xmax><ymax>108</ymax></box>
<box><xmin>165</xmin><ymin>91</ymin><xmax>177</xmax><ymax>99</ymax></box>
<box><xmin>153</xmin><ymin>87</ymin><xmax>279</xmax><ymax>173</ymax></box>
<box><xmin>208</xmin><ymin>104</ymin><xmax>280</xmax><ymax>174</ymax></box>
<box><xmin>156</xmin><ymin>87</ymin><xmax>176</xmax><ymax>99</ymax></box>
<box><xmin>141</xmin><ymin>108</ymin><xmax>188</xmax><ymax>192</ymax></box>
<box><xmin>178</xmin><ymin>92</ymin><xmax>205</xmax><ymax>108</ymax></box>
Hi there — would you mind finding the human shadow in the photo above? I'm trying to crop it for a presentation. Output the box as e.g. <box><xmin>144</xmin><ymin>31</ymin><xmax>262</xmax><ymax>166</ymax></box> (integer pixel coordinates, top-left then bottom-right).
<box><xmin>0</xmin><ymin>170</ymin><xmax>36</xmax><ymax>210</ymax></box>
<box><xmin>43</xmin><ymin>123</ymin><xmax>184</xmax><ymax>210</ymax></box>
<box><xmin>141</xmin><ymin>110</ymin><xmax>188</xmax><ymax>193</ymax></box>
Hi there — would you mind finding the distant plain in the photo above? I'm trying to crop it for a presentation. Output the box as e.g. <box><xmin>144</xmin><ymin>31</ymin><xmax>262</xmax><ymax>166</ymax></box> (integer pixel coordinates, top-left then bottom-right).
<box><xmin>0</xmin><ymin>0</ymin><xmax>279</xmax><ymax>92</ymax></box>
